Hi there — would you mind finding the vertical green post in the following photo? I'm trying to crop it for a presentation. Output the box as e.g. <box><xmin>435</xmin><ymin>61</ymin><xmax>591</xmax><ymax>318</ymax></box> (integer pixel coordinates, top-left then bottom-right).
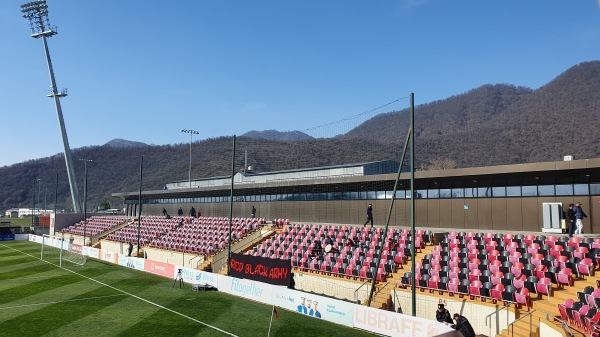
<box><xmin>410</xmin><ymin>93</ymin><xmax>416</xmax><ymax>316</ymax></box>
<box><xmin>227</xmin><ymin>135</ymin><xmax>236</xmax><ymax>275</ymax></box>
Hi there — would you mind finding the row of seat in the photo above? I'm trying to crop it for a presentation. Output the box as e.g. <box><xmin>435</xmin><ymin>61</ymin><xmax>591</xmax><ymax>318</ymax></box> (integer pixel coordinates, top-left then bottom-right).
<box><xmin>105</xmin><ymin>216</ymin><xmax>265</xmax><ymax>256</ymax></box>
<box><xmin>558</xmin><ymin>283</ymin><xmax>600</xmax><ymax>335</ymax></box>
<box><xmin>61</xmin><ymin>216</ymin><xmax>127</xmax><ymax>237</ymax></box>
<box><xmin>246</xmin><ymin>224</ymin><xmax>429</xmax><ymax>281</ymax></box>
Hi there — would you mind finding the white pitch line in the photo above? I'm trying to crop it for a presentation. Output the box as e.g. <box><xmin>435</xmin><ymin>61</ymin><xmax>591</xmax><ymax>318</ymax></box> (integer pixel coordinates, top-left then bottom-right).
<box><xmin>0</xmin><ymin>294</ymin><xmax>127</xmax><ymax>310</ymax></box>
<box><xmin>1</xmin><ymin>244</ymin><xmax>239</xmax><ymax>337</ymax></box>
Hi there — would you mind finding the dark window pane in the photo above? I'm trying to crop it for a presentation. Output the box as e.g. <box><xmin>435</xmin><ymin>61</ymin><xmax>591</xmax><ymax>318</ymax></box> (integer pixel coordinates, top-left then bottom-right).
<box><xmin>555</xmin><ymin>184</ymin><xmax>573</xmax><ymax>196</ymax></box>
<box><xmin>464</xmin><ymin>188</ymin><xmax>476</xmax><ymax>198</ymax></box>
<box><xmin>492</xmin><ymin>187</ymin><xmax>506</xmax><ymax>197</ymax></box>
<box><xmin>451</xmin><ymin>188</ymin><xmax>464</xmax><ymax>198</ymax></box>
<box><xmin>590</xmin><ymin>184</ymin><xmax>600</xmax><ymax>195</ymax></box>
<box><xmin>417</xmin><ymin>189</ymin><xmax>427</xmax><ymax>199</ymax></box>
<box><xmin>478</xmin><ymin>187</ymin><xmax>492</xmax><ymax>197</ymax></box>
<box><xmin>506</xmin><ymin>186</ymin><xmax>520</xmax><ymax>197</ymax></box>
<box><xmin>574</xmin><ymin>184</ymin><xmax>589</xmax><ymax>195</ymax></box>
<box><xmin>522</xmin><ymin>186</ymin><xmax>537</xmax><ymax>197</ymax></box>
<box><xmin>537</xmin><ymin>185</ymin><xmax>554</xmax><ymax>196</ymax></box>
<box><xmin>367</xmin><ymin>191</ymin><xmax>377</xmax><ymax>199</ymax></box>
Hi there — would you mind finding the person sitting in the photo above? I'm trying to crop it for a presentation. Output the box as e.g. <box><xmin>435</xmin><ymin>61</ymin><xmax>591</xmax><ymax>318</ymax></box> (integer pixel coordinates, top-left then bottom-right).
<box><xmin>312</xmin><ymin>240</ymin><xmax>323</xmax><ymax>259</ymax></box>
<box><xmin>435</xmin><ymin>304</ymin><xmax>453</xmax><ymax>324</ymax></box>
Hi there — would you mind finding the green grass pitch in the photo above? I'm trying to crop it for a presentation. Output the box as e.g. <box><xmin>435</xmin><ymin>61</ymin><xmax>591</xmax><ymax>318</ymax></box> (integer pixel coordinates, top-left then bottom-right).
<box><xmin>0</xmin><ymin>241</ymin><xmax>375</xmax><ymax>337</ymax></box>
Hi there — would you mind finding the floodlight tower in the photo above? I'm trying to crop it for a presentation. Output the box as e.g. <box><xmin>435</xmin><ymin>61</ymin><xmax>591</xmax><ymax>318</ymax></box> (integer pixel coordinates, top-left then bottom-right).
<box><xmin>21</xmin><ymin>0</ymin><xmax>82</xmax><ymax>213</ymax></box>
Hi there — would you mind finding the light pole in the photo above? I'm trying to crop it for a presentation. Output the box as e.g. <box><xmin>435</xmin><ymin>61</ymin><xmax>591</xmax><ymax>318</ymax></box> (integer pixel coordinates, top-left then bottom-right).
<box><xmin>37</xmin><ymin>178</ymin><xmax>42</xmax><ymax>215</ymax></box>
<box><xmin>20</xmin><ymin>0</ymin><xmax>82</xmax><ymax>213</ymax></box>
<box><xmin>181</xmin><ymin>129</ymin><xmax>199</xmax><ymax>188</ymax></box>
<box><xmin>79</xmin><ymin>159</ymin><xmax>92</xmax><ymax>245</ymax></box>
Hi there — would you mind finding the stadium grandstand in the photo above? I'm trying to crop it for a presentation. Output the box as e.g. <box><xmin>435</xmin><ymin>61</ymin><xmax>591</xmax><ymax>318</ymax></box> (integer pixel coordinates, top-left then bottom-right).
<box><xmin>57</xmin><ymin>155</ymin><xmax>597</xmax><ymax>336</ymax></box>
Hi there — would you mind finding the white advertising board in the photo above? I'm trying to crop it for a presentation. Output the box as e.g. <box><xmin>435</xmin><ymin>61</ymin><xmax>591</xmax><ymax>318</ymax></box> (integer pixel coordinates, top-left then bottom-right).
<box><xmin>353</xmin><ymin>305</ymin><xmax>458</xmax><ymax>337</ymax></box>
<box><xmin>272</xmin><ymin>287</ymin><xmax>355</xmax><ymax>327</ymax></box>
<box><xmin>218</xmin><ymin>274</ymin><xmax>273</xmax><ymax>305</ymax></box>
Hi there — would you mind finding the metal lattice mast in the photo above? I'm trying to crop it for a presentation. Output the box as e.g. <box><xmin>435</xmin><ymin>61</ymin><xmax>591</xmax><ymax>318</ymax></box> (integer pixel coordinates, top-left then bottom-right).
<box><xmin>21</xmin><ymin>0</ymin><xmax>82</xmax><ymax>213</ymax></box>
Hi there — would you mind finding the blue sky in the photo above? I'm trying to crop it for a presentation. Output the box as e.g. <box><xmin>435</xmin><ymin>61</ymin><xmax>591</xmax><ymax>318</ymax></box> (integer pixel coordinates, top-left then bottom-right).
<box><xmin>1</xmin><ymin>0</ymin><xmax>599</xmax><ymax>167</ymax></box>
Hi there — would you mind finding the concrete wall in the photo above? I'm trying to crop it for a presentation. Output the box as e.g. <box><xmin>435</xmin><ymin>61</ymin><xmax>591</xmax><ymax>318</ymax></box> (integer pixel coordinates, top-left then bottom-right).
<box><xmin>140</xmin><ymin>195</ymin><xmax>598</xmax><ymax>234</ymax></box>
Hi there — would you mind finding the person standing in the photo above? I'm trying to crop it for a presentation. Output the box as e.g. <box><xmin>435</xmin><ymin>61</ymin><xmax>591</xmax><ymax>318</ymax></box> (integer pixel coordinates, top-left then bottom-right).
<box><xmin>251</xmin><ymin>206</ymin><xmax>256</xmax><ymax>219</ymax></box>
<box><xmin>363</xmin><ymin>203</ymin><xmax>374</xmax><ymax>228</ymax></box>
<box><xmin>189</xmin><ymin>206</ymin><xmax>196</xmax><ymax>218</ymax></box>
<box><xmin>128</xmin><ymin>242</ymin><xmax>133</xmax><ymax>257</ymax></box>
<box><xmin>448</xmin><ymin>313</ymin><xmax>476</xmax><ymax>337</ymax></box>
<box><xmin>574</xmin><ymin>202</ymin><xmax>588</xmax><ymax>235</ymax></box>
<box><xmin>177</xmin><ymin>207</ymin><xmax>183</xmax><ymax>216</ymax></box>
<box><xmin>162</xmin><ymin>208</ymin><xmax>167</xmax><ymax>217</ymax></box>
<box><xmin>436</xmin><ymin>304</ymin><xmax>453</xmax><ymax>324</ymax></box>
<box><xmin>566</xmin><ymin>204</ymin><xmax>576</xmax><ymax>237</ymax></box>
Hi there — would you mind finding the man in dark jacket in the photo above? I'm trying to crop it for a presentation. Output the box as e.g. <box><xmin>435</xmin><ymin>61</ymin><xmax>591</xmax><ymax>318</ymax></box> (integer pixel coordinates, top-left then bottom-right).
<box><xmin>363</xmin><ymin>204</ymin><xmax>373</xmax><ymax>228</ymax></box>
<box><xmin>449</xmin><ymin>313</ymin><xmax>476</xmax><ymax>337</ymax></box>
<box><xmin>435</xmin><ymin>304</ymin><xmax>453</xmax><ymax>324</ymax></box>
<box><xmin>574</xmin><ymin>202</ymin><xmax>588</xmax><ymax>235</ymax></box>
<box><xmin>566</xmin><ymin>204</ymin><xmax>576</xmax><ymax>237</ymax></box>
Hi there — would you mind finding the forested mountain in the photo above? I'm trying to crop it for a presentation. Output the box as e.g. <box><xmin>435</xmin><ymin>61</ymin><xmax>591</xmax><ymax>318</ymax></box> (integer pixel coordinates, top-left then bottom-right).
<box><xmin>242</xmin><ymin>130</ymin><xmax>313</xmax><ymax>141</ymax></box>
<box><xmin>1</xmin><ymin>61</ymin><xmax>599</xmax><ymax>211</ymax></box>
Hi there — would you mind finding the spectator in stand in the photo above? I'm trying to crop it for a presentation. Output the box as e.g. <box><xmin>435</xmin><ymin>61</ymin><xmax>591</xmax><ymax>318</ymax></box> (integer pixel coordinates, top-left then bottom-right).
<box><xmin>189</xmin><ymin>206</ymin><xmax>196</xmax><ymax>218</ymax></box>
<box><xmin>197</xmin><ymin>210</ymin><xmax>201</xmax><ymax>218</ymax></box>
<box><xmin>363</xmin><ymin>203</ymin><xmax>373</xmax><ymax>228</ymax></box>
<box><xmin>435</xmin><ymin>304</ymin><xmax>453</xmax><ymax>324</ymax></box>
<box><xmin>346</xmin><ymin>238</ymin><xmax>355</xmax><ymax>248</ymax></box>
<box><xmin>574</xmin><ymin>202</ymin><xmax>588</xmax><ymax>235</ymax></box>
<box><xmin>177</xmin><ymin>207</ymin><xmax>183</xmax><ymax>216</ymax></box>
<box><xmin>251</xmin><ymin>206</ymin><xmax>256</xmax><ymax>219</ymax></box>
<box><xmin>162</xmin><ymin>208</ymin><xmax>167</xmax><ymax>217</ymax></box>
<box><xmin>448</xmin><ymin>313</ymin><xmax>475</xmax><ymax>337</ymax></box>
<box><xmin>312</xmin><ymin>240</ymin><xmax>323</xmax><ymax>259</ymax></box>
<box><xmin>566</xmin><ymin>203</ymin><xmax>576</xmax><ymax>237</ymax></box>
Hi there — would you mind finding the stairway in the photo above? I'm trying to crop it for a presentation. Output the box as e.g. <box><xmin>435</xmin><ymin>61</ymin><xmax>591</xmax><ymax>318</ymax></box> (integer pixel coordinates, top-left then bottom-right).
<box><xmin>494</xmin><ymin>274</ymin><xmax>597</xmax><ymax>337</ymax></box>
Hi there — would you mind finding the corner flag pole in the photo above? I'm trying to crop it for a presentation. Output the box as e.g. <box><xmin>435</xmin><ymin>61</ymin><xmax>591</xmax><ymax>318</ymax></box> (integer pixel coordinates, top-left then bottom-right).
<box><xmin>267</xmin><ymin>305</ymin><xmax>276</xmax><ymax>337</ymax></box>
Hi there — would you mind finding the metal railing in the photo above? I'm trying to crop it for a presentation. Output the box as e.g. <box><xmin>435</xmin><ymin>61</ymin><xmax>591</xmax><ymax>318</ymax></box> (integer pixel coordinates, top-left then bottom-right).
<box><xmin>508</xmin><ymin>310</ymin><xmax>536</xmax><ymax>337</ymax></box>
<box><xmin>485</xmin><ymin>304</ymin><xmax>511</xmax><ymax>337</ymax></box>
<box><xmin>211</xmin><ymin>227</ymin><xmax>270</xmax><ymax>274</ymax></box>
<box><xmin>354</xmin><ymin>280</ymin><xmax>372</xmax><ymax>304</ymax></box>
<box><xmin>538</xmin><ymin>309</ymin><xmax>574</xmax><ymax>337</ymax></box>
<box><xmin>393</xmin><ymin>289</ymin><xmax>403</xmax><ymax>313</ymax></box>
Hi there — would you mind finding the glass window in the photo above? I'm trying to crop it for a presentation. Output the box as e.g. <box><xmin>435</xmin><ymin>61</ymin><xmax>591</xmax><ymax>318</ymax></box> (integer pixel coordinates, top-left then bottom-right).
<box><xmin>574</xmin><ymin>184</ymin><xmax>589</xmax><ymax>195</ymax></box>
<box><xmin>537</xmin><ymin>185</ymin><xmax>554</xmax><ymax>196</ymax></box>
<box><xmin>396</xmin><ymin>190</ymin><xmax>406</xmax><ymax>199</ymax></box>
<box><xmin>377</xmin><ymin>191</ymin><xmax>387</xmax><ymax>199</ymax></box>
<box><xmin>478</xmin><ymin>187</ymin><xmax>492</xmax><ymax>197</ymax></box>
<box><xmin>367</xmin><ymin>191</ymin><xmax>377</xmax><ymax>199</ymax></box>
<box><xmin>439</xmin><ymin>189</ymin><xmax>452</xmax><ymax>198</ymax></box>
<box><xmin>428</xmin><ymin>189</ymin><xmax>439</xmax><ymax>198</ymax></box>
<box><xmin>521</xmin><ymin>186</ymin><xmax>537</xmax><ymax>196</ymax></box>
<box><xmin>359</xmin><ymin>191</ymin><xmax>367</xmax><ymax>200</ymax></box>
<box><xmin>591</xmin><ymin>183</ymin><xmax>600</xmax><ymax>195</ymax></box>
<box><xmin>451</xmin><ymin>188</ymin><xmax>464</xmax><ymax>198</ymax></box>
<box><xmin>506</xmin><ymin>186</ymin><xmax>520</xmax><ymax>197</ymax></box>
<box><xmin>464</xmin><ymin>188</ymin><xmax>476</xmax><ymax>198</ymax></box>
<box><xmin>385</xmin><ymin>191</ymin><xmax>394</xmax><ymax>199</ymax></box>
<box><xmin>492</xmin><ymin>187</ymin><xmax>506</xmax><ymax>197</ymax></box>
<box><xmin>417</xmin><ymin>190</ymin><xmax>427</xmax><ymax>199</ymax></box>
<box><xmin>555</xmin><ymin>184</ymin><xmax>573</xmax><ymax>196</ymax></box>
<box><xmin>350</xmin><ymin>192</ymin><xmax>358</xmax><ymax>200</ymax></box>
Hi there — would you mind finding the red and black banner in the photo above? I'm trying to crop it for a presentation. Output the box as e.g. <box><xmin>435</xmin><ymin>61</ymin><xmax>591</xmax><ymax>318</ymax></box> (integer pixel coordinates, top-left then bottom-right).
<box><xmin>230</xmin><ymin>253</ymin><xmax>291</xmax><ymax>286</ymax></box>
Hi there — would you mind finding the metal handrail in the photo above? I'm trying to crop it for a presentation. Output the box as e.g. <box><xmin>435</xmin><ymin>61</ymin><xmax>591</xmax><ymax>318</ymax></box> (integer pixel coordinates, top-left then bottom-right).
<box><xmin>372</xmin><ymin>282</ymin><xmax>391</xmax><ymax>308</ymax></box>
<box><xmin>485</xmin><ymin>304</ymin><xmax>511</xmax><ymax>337</ymax></box>
<box><xmin>393</xmin><ymin>288</ymin><xmax>403</xmax><ymax>313</ymax></box>
<box><xmin>354</xmin><ymin>280</ymin><xmax>371</xmax><ymax>304</ymax></box>
<box><xmin>508</xmin><ymin>309</ymin><xmax>536</xmax><ymax>337</ymax></box>
<box><xmin>538</xmin><ymin>309</ymin><xmax>574</xmax><ymax>337</ymax></box>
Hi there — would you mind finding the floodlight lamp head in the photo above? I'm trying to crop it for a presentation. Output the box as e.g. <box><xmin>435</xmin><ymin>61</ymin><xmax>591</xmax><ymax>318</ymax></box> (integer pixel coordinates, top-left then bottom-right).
<box><xmin>20</xmin><ymin>0</ymin><xmax>56</xmax><ymax>38</ymax></box>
